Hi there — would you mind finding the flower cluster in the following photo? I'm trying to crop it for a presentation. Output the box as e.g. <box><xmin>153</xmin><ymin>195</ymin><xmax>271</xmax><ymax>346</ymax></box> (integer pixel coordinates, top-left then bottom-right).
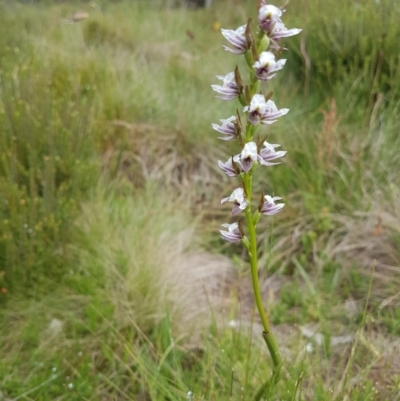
<box><xmin>212</xmin><ymin>3</ymin><xmax>301</xmax><ymax>244</ymax></box>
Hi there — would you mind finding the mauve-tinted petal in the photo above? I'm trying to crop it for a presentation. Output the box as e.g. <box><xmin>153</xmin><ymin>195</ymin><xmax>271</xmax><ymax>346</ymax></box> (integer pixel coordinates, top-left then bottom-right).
<box><xmin>248</xmin><ymin>112</ymin><xmax>261</xmax><ymax>125</ymax></box>
<box><xmin>211</xmin><ymin>73</ymin><xmax>240</xmax><ymax>101</ymax></box>
<box><xmin>241</xmin><ymin>158</ymin><xmax>254</xmax><ymax>172</ymax></box>
<box><xmin>271</xmin><ymin>22</ymin><xmax>302</xmax><ymax>40</ymax></box>
<box><xmin>220</xmin><ymin>231</ymin><xmax>240</xmax><ymax>243</ymax></box>
<box><xmin>221</xmin><ymin>26</ymin><xmax>248</xmax><ymax>54</ymax></box>
<box><xmin>222</xmin><ymin>46</ymin><xmax>244</xmax><ymax>55</ymax></box>
<box><xmin>261</xmin><ymin>195</ymin><xmax>285</xmax><ymax>215</ymax></box>
<box><xmin>220</xmin><ymin>222</ymin><xmax>242</xmax><ymax>243</ymax></box>
<box><xmin>220</xmin><ymin>223</ymin><xmax>241</xmax><ymax>242</ymax></box>
<box><xmin>218</xmin><ymin>159</ymin><xmax>238</xmax><ymax>177</ymax></box>
<box><xmin>231</xmin><ymin>204</ymin><xmax>242</xmax><ymax>216</ymax></box>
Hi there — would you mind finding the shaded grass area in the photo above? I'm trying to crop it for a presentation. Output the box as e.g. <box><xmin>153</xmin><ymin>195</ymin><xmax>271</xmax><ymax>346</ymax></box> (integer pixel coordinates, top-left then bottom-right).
<box><xmin>0</xmin><ymin>0</ymin><xmax>399</xmax><ymax>399</ymax></box>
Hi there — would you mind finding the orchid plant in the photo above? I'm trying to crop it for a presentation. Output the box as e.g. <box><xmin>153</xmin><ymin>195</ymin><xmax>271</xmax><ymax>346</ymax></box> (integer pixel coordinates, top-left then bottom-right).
<box><xmin>212</xmin><ymin>1</ymin><xmax>301</xmax><ymax>396</ymax></box>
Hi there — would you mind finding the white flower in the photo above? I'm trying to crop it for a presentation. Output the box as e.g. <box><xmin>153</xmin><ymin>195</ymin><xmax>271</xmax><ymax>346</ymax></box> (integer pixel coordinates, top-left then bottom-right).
<box><xmin>258</xmin><ymin>4</ymin><xmax>282</xmax><ymax>33</ymax></box>
<box><xmin>221</xmin><ymin>188</ymin><xmax>248</xmax><ymax>216</ymax></box>
<box><xmin>243</xmin><ymin>94</ymin><xmax>289</xmax><ymax>125</ymax></box>
<box><xmin>243</xmin><ymin>94</ymin><xmax>267</xmax><ymax>124</ymax></box>
<box><xmin>259</xmin><ymin>142</ymin><xmax>287</xmax><ymax>166</ymax></box>
<box><xmin>211</xmin><ymin>72</ymin><xmax>240</xmax><ymax>100</ymax></box>
<box><xmin>220</xmin><ymin>223</ymin><xmax>242</xmax><ymax>243</ymax></box>
<box><xmin>212</xmin><ymin>115</ymin><xmax>237</xmax><ymax>140</ymax></box>
<box><xmin>261</xmin><ymin>195</ymin><xmax>285</xmax><ymax>215</ymax></box>
<box><xmin>240</xmin><ymin>142</ymin><xmax>259</xmax><ymax>172</ymax></box>
<box><xmin>221</xmin><ymin>25</ymin><xmax>249</xmax><ymax>54</ymax></box>
<box><xmin>218</xmin><ymin>155</ymin><xmax>241</xmax><ymax>177</ymax></box>
<box><xmin>253</xmin><ymin>51</ymin><xmax>286</xmax><ymax>81</ymax></box>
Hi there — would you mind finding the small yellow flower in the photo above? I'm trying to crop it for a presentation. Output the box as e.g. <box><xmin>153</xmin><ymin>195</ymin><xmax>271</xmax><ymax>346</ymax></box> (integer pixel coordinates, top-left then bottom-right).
<box><xmin>213</xmin><ymin>21</ymin><xmax>221</xmax><ymax>32</ymax></box>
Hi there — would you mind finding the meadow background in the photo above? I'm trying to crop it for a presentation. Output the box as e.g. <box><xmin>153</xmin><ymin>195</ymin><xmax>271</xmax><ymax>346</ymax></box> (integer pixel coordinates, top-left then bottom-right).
<box><xmin>1</xmin><ymin>0</ymin><xmax>400</xmax><ymax>399</ymax></box>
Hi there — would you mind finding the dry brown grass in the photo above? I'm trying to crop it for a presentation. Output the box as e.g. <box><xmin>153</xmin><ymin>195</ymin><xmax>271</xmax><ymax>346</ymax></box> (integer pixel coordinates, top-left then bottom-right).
<box><xmin>317</xmin><ymin>98</ymin><xmax>340</xmax><ymax>172</ymax></box>
<box><xmin>102</xmin><ymin>120</ymin><xmax>229</xmax><ymax>205</ymax></box>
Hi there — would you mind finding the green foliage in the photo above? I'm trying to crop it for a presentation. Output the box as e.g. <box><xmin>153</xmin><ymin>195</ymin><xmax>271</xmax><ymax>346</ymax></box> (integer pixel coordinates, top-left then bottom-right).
<box><xmin>288</xmin><ymin>0</ymin><xmax>400</xmax><ymax>105</ymax></box>
<box><xmin>0</xmin><ymin>0</ymin><xmax>399</xmax><ymax>399</ymax></box>
<box><xmin>0</xmin><ymin>46</ymin><xmax>99</xmax><ymax>288</ymax></box>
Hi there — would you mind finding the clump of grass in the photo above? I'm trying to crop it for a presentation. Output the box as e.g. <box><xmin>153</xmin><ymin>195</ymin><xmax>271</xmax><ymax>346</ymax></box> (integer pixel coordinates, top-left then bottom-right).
<box><xmin>287</xmin><ymin>0</ymin><xmax>400</xmax><ymax>106</ymax></box>
<box><xmin>71</xmin><ymin>182</ymin><xmax>235</xmax><ymax>340</ymax></box>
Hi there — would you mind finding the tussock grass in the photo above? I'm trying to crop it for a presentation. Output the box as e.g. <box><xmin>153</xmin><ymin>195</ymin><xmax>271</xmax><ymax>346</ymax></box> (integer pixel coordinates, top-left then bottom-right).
<box><xmin>73</xmin><ymin>183</ymin><xmax>236</xmax><ymax>339</ymax></box>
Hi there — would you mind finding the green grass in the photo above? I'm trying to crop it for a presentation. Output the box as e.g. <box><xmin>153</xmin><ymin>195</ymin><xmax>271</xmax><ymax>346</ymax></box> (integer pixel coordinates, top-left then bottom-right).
<box><xmin>0</xmin><ymin>0</ymin><xmax>400</xmax><ymax>399</ymax></box>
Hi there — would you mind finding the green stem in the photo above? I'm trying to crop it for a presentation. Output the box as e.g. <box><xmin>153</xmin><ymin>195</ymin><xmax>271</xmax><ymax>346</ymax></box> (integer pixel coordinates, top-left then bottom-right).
<box><xmin>243</xmin><ymin>173</ymin><xmax>282</xmax><ymax>394</ymax></box>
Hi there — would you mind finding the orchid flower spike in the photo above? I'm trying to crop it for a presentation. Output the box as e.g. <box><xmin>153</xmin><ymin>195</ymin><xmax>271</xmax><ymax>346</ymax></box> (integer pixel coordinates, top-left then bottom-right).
<box><xmin>221</xmin><ymin>188</ymin><xmax>248</xmax><ymax>216</ymax></box>
<box><xmin>212</xmin><ymin>0</ymin><xmax>300</xmax><ymax>384</ymax></box>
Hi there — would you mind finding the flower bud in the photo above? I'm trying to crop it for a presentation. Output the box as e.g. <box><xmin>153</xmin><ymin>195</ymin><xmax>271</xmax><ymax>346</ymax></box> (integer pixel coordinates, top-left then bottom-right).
<box><xmin>257</xmin><ymin>34</ymin><xmax>270</xmax><ymax>53</ymax></box>
<box><xmin>245</xmin><ymin>86</ymin><xmax>251</xmax><ymax>104</ymax></box>
<box><xmin>251</xmin><ymin>42</ymin><xmax>259</xmax><ymax>62</ymax></box>
<box><xmin>234</xmin><ymin>66</ymin><xmax>244</xmax><ymax>94</ymax></box>
<box><xmin>257</xmin><ymin>191</ymin><xmax>265</xmax><ymax>213</ymax></box>
<box><xmin>232</xmin><ymin>156</ymin><xmax>242</xmax><ymax>175</ymax></box>
<box><xmin>244</xmin><ymin>19</ymin><xmax>253</xmax><ymax>50</ymax></box>
<box><xmin>265</xmin><ymin>91</ymin><xmax>274</xmax><ymax>101</ymax></box>
<box><xmin>256</xmin><ymin>134</ymin><xmax>268</xmax><ymax>153</ymax></box>
<box><xmin>238</xmin><ymin>218</ymin><xmax>245</xmax><ymax>237</ymax></box>
<box><xmin>253</xmin><ymin>210</ymin><xmax>262</xmax><ymax>225</ymax></box>
<box><xmin>241</xmin><ymin>236</ymin><xmax>250</xmax><ymax>250</ymax></box>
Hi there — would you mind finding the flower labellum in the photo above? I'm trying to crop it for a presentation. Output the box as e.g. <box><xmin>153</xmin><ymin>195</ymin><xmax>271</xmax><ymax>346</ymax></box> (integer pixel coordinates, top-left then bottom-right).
<box><xmin>211</xmin><ymin>72</ymin><xmax>240</xmax><ymax>101</ymax></box>
<box><xmin>253</xmin><ymin>51</ymin><xmax>286</xmax><ymax>81</ymax></box>
<box><xmin>261</xmin><ymin>195</ymin><xmax>285</xmax><ymax>215</ymax></box>
<box><xmin>243</xmin><ymin>94</ymin><xmax>267</xmax><ymax>125</ymax></box>
<box><xmin>221</xmin><ymin>188</ymin><xmax>248</xmax><ymax>215</ymax></box>
<box><xmin>221</xmin><ymin>25</ymin><xmax>249</xmax><ymax>55</ymax></box>
<box><xmin>240</xmin><ymin>142</ymin><xmax>259</xmax><ymax>172</ymax></box>
<box><xmin>220</xmin><ymin>222</ymin><xmax>242</xmax><ymax>243</ymax></box>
